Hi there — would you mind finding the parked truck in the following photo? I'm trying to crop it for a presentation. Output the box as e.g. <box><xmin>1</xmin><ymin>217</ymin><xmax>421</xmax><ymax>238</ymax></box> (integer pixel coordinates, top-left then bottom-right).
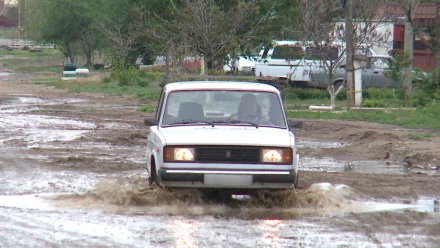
<box><xmin>254</xmin><ymin>40</ymin><xmax>377</xmax><ymax>88</ymax></box>
<box><xmin>309</xmin><ymin>54</ymin><xmax>426</xmax><ymax>89</ymax></box>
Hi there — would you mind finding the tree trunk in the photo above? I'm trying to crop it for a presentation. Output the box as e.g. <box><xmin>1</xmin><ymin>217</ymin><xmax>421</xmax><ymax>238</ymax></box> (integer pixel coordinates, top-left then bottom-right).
<box><xmin>203</xmin><ymin>55</ymin><xmax>209</xmax><ymax>77</ymax></box>
<box><xmin>66</xmin><ymin>43</ymin><xmax>75</xmax><ymax>64</ymax></box>
<box><xmin>86</xmin><ymin>51</ymin><xmax>92</xmax><ymax>69</ymax></box>
<box><xmin>330</xmin><ymin>92</ymin><xmax>337</xmax><ymax>108</ymax></box>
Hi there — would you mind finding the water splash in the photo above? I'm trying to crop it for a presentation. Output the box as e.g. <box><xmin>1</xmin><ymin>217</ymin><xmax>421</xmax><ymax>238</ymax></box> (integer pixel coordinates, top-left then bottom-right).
<box><xmin>50</xmin><ymin>178</ymin><xmax>355</xmax><ymax>218</ymax></box>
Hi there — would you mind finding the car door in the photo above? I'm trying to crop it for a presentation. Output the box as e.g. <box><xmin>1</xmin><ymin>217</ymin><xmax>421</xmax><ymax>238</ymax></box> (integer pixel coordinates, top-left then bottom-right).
<box><xmin>370</xmin><ymin>58</ymin><xmax>388</xmax><ymax>87</ymax></box>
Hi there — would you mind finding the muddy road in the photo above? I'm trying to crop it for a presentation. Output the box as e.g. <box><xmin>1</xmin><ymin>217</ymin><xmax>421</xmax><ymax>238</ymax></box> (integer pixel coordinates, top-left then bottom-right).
<box><xmin>1</xmin><ymin>74</ymin><xmax>440</xmax><ymax>247</ymax></box>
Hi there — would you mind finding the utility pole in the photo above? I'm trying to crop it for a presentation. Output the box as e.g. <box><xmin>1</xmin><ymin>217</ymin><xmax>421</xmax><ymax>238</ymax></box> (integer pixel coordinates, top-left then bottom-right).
<box><xmin>18</xmin><ymin>0</ymin><xmax>23</xmax><ymax>40</ymax></box>
<box><xmin>345</xmin><ymin>0</ymin><xmax>354</xmax><ymax>109</ymax></box>
<box><xmin>403</xmin><ymin>2</ymin><xmax>414</xmax><ymax>99</ymax></box>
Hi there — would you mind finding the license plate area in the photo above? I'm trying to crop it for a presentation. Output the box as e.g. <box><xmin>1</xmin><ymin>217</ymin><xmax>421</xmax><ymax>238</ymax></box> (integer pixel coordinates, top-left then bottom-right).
<box><xmin>204</xmin><ymin>174</ymin><xmax>252</xmax><ymax>186</ymax></box>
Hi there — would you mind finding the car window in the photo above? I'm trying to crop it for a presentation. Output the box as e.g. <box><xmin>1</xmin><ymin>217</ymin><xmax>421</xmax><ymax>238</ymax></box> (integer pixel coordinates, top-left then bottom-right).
<box><xmin>271</xmin><ymin>46</ymin><xmax>303</xmax><ymax>60</ymax></box>
<box><xmin>305</xmin><ymin>47</ymin><xmax>339</xmax><ymax>61</ymax></box>
<box><xmin>161</xmin><ymin>90</ymin><xmax>287</xmax><ymax>128</ymax></box>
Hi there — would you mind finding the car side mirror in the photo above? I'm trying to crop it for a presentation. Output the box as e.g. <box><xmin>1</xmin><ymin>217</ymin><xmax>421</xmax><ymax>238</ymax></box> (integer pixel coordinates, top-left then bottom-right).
<box><xmin>144</xmin><ymin>118</ymin><xmax>158</xmax><ymax>126</ymax></box>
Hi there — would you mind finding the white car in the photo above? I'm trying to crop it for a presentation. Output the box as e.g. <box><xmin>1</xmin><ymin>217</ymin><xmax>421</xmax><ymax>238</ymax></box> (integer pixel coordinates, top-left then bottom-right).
<box><xmin>144</xmin><ymin>81</ymin><xmax>300</xmax><ymax>195</ymax></box>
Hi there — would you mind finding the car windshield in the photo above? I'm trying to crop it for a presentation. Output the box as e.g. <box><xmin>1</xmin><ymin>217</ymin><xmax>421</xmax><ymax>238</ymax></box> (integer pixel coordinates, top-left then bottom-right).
<box><xmin>161</xmin><ymin>90</ymin><xmax>287</xmax><ymax>128</ymax></box>
<box><xmin>271</xmin><ymin>46</ymin><xmax>302</xmax><ymax>60</ymax></box>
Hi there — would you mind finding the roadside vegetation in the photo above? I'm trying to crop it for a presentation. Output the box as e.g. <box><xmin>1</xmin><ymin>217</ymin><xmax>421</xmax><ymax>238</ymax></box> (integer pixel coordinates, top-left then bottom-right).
<box><xmin>0</xmin><ymin>48</ymin><xmax>436</xmax><ymax>131</ymax></box>
<box><xmin>1</xmin><ymin>0</ymin><xmax>438</xmax><ymax>131</ymax></box>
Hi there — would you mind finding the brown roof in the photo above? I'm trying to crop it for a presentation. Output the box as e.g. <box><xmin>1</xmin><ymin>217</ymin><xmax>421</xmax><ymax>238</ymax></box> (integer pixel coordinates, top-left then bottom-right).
<box><xmin>414</xmin><ymin>3</ymin><xmax>437</xmax><ymax>19</ymax></box>
<box><xmin>377</xmin><ymin>3</ymin><xmax>438</xmax><ymax>27</ymax></box>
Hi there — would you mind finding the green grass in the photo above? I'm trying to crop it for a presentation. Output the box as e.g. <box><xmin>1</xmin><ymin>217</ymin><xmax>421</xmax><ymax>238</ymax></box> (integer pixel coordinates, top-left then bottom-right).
<box><xmin>0</xmin><ymin>49</ymin><xmax>65</xmax><ymax>73</ymax></box>
<box><xmin>287</xmin><ymin>102</ymin><xmax>440</xmax><ymax>130</ymax></box>
<box><xmin>16</xmin><ymin>65</ymin><xmax>61</xmax><ymax>73</ymax></box>
<box><xmin>138</xmin><ymin>105</ymin><xmax>157</xmax><ymax>113</ymax></box>
<box><xmin>34</xmin><ymin>77</ymin><xmax>163</xmax><ymax>102</ymax></box>
<box><xmin>0</xmin><ymin>48</ymin><xmax>60</xmax><ymax>56</ymax></box>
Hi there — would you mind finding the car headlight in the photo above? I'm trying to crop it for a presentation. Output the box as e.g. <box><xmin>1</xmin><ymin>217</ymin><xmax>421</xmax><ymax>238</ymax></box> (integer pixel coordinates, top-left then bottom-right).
<box><xmin>261</xmin><ymin>148</ymin><xmax>292</xmax><ymax>164</ymax></box>
<box><xmin>164</xmin><ymin>147</ymin><xmax>195</xmax><ymax>162</ymax></box>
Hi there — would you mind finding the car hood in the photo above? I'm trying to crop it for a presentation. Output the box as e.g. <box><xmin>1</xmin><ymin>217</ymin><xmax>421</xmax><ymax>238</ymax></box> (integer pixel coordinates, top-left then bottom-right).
<box><xmin>159</xmin><ymin>126</ymin><xmax>292</xmax><ymax>147</ymax></box>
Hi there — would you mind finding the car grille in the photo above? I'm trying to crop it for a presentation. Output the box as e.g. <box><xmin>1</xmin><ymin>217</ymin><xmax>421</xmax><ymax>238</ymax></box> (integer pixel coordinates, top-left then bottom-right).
<box><xmin>197</xmin><ymin>146</ymin><xmax>260</xmax><ymax>163</ymax></box>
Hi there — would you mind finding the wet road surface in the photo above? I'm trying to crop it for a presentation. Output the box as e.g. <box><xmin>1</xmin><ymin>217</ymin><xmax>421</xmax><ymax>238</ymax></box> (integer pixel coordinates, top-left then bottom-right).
<box><xmin>1</xmin><ymin>92</ymin><xmax>439</xmax><ymax>247</ymax></box>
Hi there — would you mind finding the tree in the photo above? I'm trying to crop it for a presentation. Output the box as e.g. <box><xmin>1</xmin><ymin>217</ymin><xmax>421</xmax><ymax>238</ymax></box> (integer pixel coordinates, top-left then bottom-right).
<box><xmin>137</xmin><ymin>0</ymin><xmax>289</xmax><ymax>76</ymax></box>
<box><xmin>25</xmin><ymin>0</ymin><xmax>101</xmax><ymax>68</ymax></box>
<box><xmin>95</xmin><ymin>0</ymin><xmax>143</xmax><ymax>65</ymax></box>
<box><xmin>299</xmin><ymin>0</ymin><xmax>392</xmax><ymax>108</ymax></box>
<box><xmin>381</xmin><ymin>0</ymin><xmax>440</xmax><ymax>99</ymax></box>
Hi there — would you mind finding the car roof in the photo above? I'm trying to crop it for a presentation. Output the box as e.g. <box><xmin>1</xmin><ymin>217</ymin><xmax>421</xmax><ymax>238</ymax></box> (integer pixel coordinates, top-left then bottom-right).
<box><xmin>163</xmin><ymin>81</ymin><xmax>281</xmax><ymax>94</ymax></box>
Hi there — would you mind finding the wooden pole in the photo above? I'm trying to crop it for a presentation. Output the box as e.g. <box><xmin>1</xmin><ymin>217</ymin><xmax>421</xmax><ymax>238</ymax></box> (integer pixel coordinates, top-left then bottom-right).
<box><xmin>404</xmin><ymin>7</ymin><xmax>413</xmax><ymax>99</ymax></box>
<box><xmin>345</xmin><ymin>0</ymin><xmax>354</xmax><ymax>109</ymax></box>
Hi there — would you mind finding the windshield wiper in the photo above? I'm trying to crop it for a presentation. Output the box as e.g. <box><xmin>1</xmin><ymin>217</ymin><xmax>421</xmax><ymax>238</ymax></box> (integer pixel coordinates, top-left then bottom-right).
<box><xmin>213</xmin><ymin>119</ymin><xmax>259</xmax><ymax>128</ymax></box>
<box><xmin>170</xmin><ymin>119</ymin><xmax>214</xmax><ymax>127</ymax></box>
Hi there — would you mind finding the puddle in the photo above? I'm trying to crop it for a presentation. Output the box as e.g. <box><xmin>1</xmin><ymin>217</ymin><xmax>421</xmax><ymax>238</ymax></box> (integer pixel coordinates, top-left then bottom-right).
<box><xmin>0</xmin><ymin>168</ymin><xmax>103</xmax><ymax>195</ymax></box>
<box><xmin>299</xmin><ymin>138</ymin><xmax>440</xmax><ymax>175</ymax></box>
<box><xmin>298</xmin><ymin>138</ymin><xmax>347</xmax><ymax>149</ymax></box>
<box><xmin>362</xmin><ymin>198</ymin><xmax>440</xmax><ymax>213</ymax></box>
<box><xmin>0</xmin><ymin>95</ymin><xmax>87</xmax><ymax>113</ymax></box>
<box><xmin>302</xmin><ymin>157</ymin><xmax>440</xmax><ymax>175</ymax></box>
<box><xmin>0</xmin><ymin>114</ymin><xmax>95</xmax><ymax>146</ymax></box>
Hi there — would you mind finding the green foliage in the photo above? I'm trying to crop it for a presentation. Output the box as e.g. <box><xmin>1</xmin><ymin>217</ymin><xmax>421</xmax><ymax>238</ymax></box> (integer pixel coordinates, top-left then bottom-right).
<box><xmin>282</xmin><ymin>88</ymin><xmax>329</xmax><ymax>100</ymax></box>
<box><xmin>361</xmin><ymin>99</ymin><xmax>387</xmax><ymax>108</ymax></box>
<box><xmin>109</xmin><ymin>60</ymin><xmax>163</xmax><ymax>87</ymax></box>
<box><xmin>384</xmin><ymin>52</ymin><xmax>410</xmax><ymax>82</ymax></box>
<box><xmin>34</xmin><ymin>76</ymin><xmax>162</xmax><ymax>102</ymax></box>
<box><xmin>111</xmin><ymin>60</ymin><xmax>138</xmax><ymax>86</ymax></box>
<box><xmin>414</xmin><ymin>69</ymin><xmax>439</xmax><ymax>101</ymax></box>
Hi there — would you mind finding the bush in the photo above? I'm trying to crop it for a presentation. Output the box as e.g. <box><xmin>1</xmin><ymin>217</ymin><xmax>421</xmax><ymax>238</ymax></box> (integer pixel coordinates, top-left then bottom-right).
<box><xmin>282</xmin><ymin>88</ymin><xmax>329</xmax><ymax>100</ymax></box>
<box><xmin>415</xmin><ymin>69</ymin><xmax>439</xmax><ymax>103</ymax></box>
<box><xmin>111</xmin><ymin>60</ymin><xmax>139</xmax><ymax>86</ymax></box>
<box><xmin>110</xmin><ymin>60</ymin><xmax>164</xmax><ymax>87</ymax></box>
<box><xmin>362</xmin><ymin>88</ymin><xmax>405</xmax><ymax>100</ymax></box>
<box><xmin>362</xmin><ymin>99</ymin><xmax>386</xmax><ymax>108</ymax></box>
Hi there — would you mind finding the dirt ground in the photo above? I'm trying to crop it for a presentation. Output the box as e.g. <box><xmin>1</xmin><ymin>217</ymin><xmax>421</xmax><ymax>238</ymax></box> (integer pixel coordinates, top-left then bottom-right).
<box><xmin>1</xmin><ymin>71</ymin><xmax>440</xmax><ymax>247</ymax></box>
<box><xmin>297</xmin><ymin>119</ymin><xmax>440</xmax><ymax>199</ymax></box>
<box><xmin>1</xmin><ymin>71</ymin><xmax>439</xmax><ymax>199</ymax></box>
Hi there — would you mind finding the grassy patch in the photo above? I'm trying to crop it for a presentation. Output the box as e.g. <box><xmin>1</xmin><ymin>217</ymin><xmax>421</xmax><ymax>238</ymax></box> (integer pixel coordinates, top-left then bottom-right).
<box><xmin>138</xmin><ymin>105</ymin><xmax>157</xmax><ymax>113</ymax></box>
<box><xmin>288</xmin><ymin>102</ymin><xmax>440</xmax><ymax>130</ymax></box>
<box><xmin>34</xmin><ymin>77</ymin><xmax>163</xmax><ymax>102</ymax></box>
<box><xmin>0</xmin><ymin>49</ymin><xmax>64</xmax><ymax>73</ymax></box>
<box><xmin>16</xmin><ymin>65</ymin><xmax>61</xmax><ymax>73</ymax></box>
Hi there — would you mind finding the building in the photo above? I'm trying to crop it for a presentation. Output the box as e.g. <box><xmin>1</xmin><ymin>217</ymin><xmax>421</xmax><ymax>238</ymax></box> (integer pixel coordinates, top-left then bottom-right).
<box><xmin>0</xmin><ymin>0</ymin><xmax>18</xmax><ymax>27</ymax></box>
<box><xmin>378</xmin><ymin>3</ymin><xmax>439</xmax><ymax>71</ymax></box>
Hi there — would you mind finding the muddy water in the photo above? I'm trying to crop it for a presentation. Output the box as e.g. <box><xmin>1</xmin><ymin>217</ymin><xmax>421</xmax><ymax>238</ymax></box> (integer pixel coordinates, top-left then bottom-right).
<box><xmin>1</xmin><ymin>94</ymin><xmax>439</xmax><ymax>247</ymax></box>
<box><xmin>299</xmin><ymin>138</ymin><xmax>440</xmax><ymax>175</ymax></box>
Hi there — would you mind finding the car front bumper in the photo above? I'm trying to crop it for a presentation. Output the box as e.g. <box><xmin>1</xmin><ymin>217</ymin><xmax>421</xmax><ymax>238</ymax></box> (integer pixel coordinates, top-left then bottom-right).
<box><xmin>158</xmin><ymin>169</ymin><xmax>297</xmax><ymax>189</ymax></box>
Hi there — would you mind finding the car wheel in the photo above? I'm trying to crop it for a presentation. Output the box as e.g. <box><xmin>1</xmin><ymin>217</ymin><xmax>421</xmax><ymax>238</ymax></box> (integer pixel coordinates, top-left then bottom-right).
<box><xmin>294</xmin><ymin>172</ymin><xmax>299</xmax><ymax>189</ymax></box>
<box><xmin>333</xmin><ymin>80</ymin><xmax>344</xmax><ymax>90</ymax></box>
<box><xmin>148</xmin><ymin>159</ymin><xmax>157</xmax><ymax>186</ymax></box>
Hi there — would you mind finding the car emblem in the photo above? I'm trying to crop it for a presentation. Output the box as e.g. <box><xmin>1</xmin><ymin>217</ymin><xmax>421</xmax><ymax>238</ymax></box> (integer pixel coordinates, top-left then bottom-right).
<box><xmin>225</xmin><ymin>150</ymin><xmax>232</xmax><ymax>158</ymax></box>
